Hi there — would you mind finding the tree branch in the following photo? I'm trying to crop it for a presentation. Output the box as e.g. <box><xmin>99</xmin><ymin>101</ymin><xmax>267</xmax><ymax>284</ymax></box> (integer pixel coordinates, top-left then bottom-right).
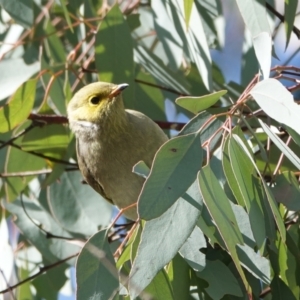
<box><xmin>0</xmin><ymin>253</ymin><xmax>78</xmax><ymax>295</ymax></box>
<box><xmin>266</xmin><ymin>2</ymin><xmax>300</xmax><ymax>39</ymax></box>
<box><xmin>0</xmin><ymin>139</ymin><xmax>77</xmax><ymax>166</ymax></box>
<box><xmin>28</xmin><ymin>113</ymin><xmax>186</xmax><ymax>130</ymax></box>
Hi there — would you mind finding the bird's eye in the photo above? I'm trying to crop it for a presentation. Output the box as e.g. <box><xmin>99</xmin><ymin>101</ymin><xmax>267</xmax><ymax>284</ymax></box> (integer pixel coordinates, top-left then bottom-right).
<box><xmin>90</xmin><ymin>96</ymin><xmax>100</xmax><ymax>105</ymax></box>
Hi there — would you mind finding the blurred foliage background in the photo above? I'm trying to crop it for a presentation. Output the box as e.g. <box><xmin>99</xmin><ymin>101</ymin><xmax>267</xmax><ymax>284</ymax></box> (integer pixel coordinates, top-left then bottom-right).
<box><xmin>0</xmin><ymin>0</ymin><xmax>300</xmax><ymax>299</ymax></box>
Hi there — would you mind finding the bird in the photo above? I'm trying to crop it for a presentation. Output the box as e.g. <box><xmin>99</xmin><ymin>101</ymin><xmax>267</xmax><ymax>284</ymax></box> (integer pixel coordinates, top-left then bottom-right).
<box><xmin>67</xmin><ymin>82</ymin><xmax>168</xmax><ymax>220</ymax></box>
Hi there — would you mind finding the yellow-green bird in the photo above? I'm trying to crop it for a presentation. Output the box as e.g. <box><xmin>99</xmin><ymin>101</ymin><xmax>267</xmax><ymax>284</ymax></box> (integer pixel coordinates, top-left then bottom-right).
<box><xmin>67</xmin><ymin>82</ymin><xmax>168</xmax><ymax>220</ymax></box>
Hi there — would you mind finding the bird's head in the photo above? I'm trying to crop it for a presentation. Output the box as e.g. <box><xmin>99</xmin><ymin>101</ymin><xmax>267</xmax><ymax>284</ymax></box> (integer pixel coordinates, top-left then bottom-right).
<box><xmin>67</xmin><ymin>82</ymin><xmax>128</xmax><ymax>126</ymax></box>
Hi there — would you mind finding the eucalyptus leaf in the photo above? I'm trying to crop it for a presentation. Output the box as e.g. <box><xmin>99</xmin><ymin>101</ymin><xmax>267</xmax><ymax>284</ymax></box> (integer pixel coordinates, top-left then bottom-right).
<box><xmin>259</xmin><ymin>120</ymin><xmax>300</xmax><ymax>170</ymax></box>
<box><xmin>284</xmin><ymin>0</ymin><xmax>298</xmax><ymax>49</ymax></box>
<box><xmin>95</xmin><ymin>4</ymin><xmax>135</xmax><ymax>108</ymax></box>
<box><xmin>0</xmin><ymin>79</ymin><xmax>37</xmax><ymax>133</ymax></box>
<box><xmin>176</xmin><ymin>90</ymin><xmax>227</xmax><ymax>114</ymax></box>
<box><xmin>198</xmin><ymin>164</ymin><xmax>250</xmax><ymax>293</ymax></box>
<box><xmin>197</xmin><ymin>260</ymin><xmax>243</xmax><ymax>299</ymax></box>
<box><xmin>252</xmin><ymin>79</ymin><xmax>300</xmax><ymax>136</ymax></box>
<box><xmin>0</xmin><ymin>59</ymin><xmax>39</xmax><ymax>101</ymax></box>
<box><xmin>129</xmin><ymin>180</ymin><xmax>203</xmax><ymax>298</ymax></box>
<box><xmin>76</xmin><ymin>230</ymin><xmax>119</xmax><ymax>300</ymax></box>
<box><xmin>0</xmin><ymin>0</ymin><xmax>33</xmax><ymax>28</ymax></box>
<box><xmin>4</xmin><ymin>197</ymin><xmax>79</xmax><ymax>264</ymax></box>
<box><xmin>228</xmin><ymin>136</ymin><xmax>265</xmax><ymax>248</ymax></box>
<box><xmin>273</xmin><ymin>172</ymin><xmax>300</xmax><ymax>211</ymax></box>
<box><xmin>49</xmin><ymin>171</ymin><xmax>113</xmax><ymax>236</ymax></box>
<box><xmin>138</xmin><ymin>132</ymin><xmax>202</xmax><ymax>220</ymax></box>
<box><xmin>237</xmin><ymin>244</ymin><xmax>270</xmax><ymax>284</ymax></box>
<box><xmin>179</xmin><ymin>226</ymin><xmax>206</xmax><ymax>272</ymax></box>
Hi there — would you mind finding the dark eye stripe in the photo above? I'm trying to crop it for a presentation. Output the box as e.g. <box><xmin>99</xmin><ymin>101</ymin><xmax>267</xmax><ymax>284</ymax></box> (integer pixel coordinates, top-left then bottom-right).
<box><xmin>90</xmin><ymin>96</ymin><xmax>100</xmax><ymax>105</ymax></box>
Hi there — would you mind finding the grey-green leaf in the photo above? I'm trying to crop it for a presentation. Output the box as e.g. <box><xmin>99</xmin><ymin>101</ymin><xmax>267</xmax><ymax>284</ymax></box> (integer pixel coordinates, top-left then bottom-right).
<box><xmin>129</xmin><ymin>180</ymin><xmax>203</xmax><ymax>298</ymax></box>
<box><xmin>252</xmin><ymin>79</ymin><xmax>300</xmax><ymax>136</ymax></box>
<box><xmin>179</xmin><ymin>226</ymin><xmax>206</xmax><ymax>272</ymax></box>
<box><xmin>76</xmin><ymin>230</ymin><xmax>119</xmax><ymax>300</ymax></box>
<box><xmin>138</xmin><ymin>132</ymin><xmax>202</xmax><ymax>220</ymax></box>
<box><xmin>4</xmin><ymin>197</ymin><xmax>79</xmax><ymax>264</ymax></box>
<box><xmin>197</xmin><ymin>260</ymin><xmax>243</xmax><ymax>299</ymax></box>
<box><xmin>176</xmin><ymin>90</ymin><xmax>227</xmax><ymax>114</ymax></box>
<box><xmin>259</xmin><ymin>120</ymin><xmax>300</xmax><ymax>170</ymax></box>
<box><xmin>49</xmin><ymin>171</ymin><xmax>113</xmax><ymax>236</ymax></box>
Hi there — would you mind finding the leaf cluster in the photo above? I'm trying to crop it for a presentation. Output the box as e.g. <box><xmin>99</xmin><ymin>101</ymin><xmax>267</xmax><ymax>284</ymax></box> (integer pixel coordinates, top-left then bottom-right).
<box><xmin>0</xmin><ymin>0</ymin><xmax>300</xmax><ymax>300</ymax></box>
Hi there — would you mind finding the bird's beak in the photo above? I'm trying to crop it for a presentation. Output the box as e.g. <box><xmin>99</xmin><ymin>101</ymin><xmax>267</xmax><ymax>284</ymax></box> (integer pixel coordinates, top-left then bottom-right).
<box><xmin>108</xmin><ymin>83</ymin><xmax>129</xmax><ymax>98</ymax></box>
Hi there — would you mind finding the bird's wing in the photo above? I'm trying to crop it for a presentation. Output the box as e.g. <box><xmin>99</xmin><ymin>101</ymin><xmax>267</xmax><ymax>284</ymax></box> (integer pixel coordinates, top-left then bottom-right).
<box><xmin>76</xmin><ymin>141</ymin><xmax>114</xmax><ymax>205</ymax></box>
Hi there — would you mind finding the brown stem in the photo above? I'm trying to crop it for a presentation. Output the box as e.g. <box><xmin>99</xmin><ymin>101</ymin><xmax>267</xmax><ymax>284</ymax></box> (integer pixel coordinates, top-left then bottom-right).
<box><xmin>28</xmin><ymin>113</ymin><xmax>68</xmax><ymax>124</ymax></box>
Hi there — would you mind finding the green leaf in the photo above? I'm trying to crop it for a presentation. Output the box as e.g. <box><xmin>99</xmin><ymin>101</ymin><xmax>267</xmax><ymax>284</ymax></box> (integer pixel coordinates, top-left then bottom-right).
<box><xmin>144</xmin><ymin>269</ymin><xmax>174</xmax><ymax>300</ymax></box>
<box><xmin>132</xmin><ymin>161</ymin><xmax>150</xmax><ymax>179</ymax></box>
<box><xmin>0</xmin><ymin>58</ymin><xmax>39</xmax><ymax>101</ymax></box>
<box><xmin>237</xmin><ymin>244</ymin><xmax>270</xmax><ymax>284</ymax></box>
<box><xmin>259</xmin><ymin>120</ymin><xmax>300</xmax><ymax>170</ymax></box>
<box><xmin>174</xmin><ymin>1</ymin><xmax>212</xmax><ymax>90</ymax></box>
<box><xmin>232</xmin><ymin>134</ymin><xmax>286</xmax><ymax>242</ymax></box>
<box><xmin>284</xmin><ymin>0</ymin><xmax>298</xmax><ymax>49</ymax></box>
<box><xmin>134</xmin><ymin>44</ymin><xmax>190</xmax><ymax>95</ymax></box>
<box><xmin>271</xmin><ymin>276</ymin><xmax>297</xmax><ymax>300</ymax></box>
<box><xmin>129</xmin><ymin>180</ymin><xmax>203</xmax><ymax>298</ymax></box>
<box><xmin>228</xmin><ymin>136</ymin><xmax>266</xmax><ymax>248</ymax></box>
<box><xmin>273</xmin><ymin>172</ymin><xmax>300</xmax><ymax>211</ymax></box>
<box><xmin>231</xmin><ymin>203</ymin><xmax>255</xmax><ymax>248</ymax></box>
<box><xmin>138</xmin><ymin>132</ymin><xmax>202</xmax><ymax>220</ymax></box>
<box><xmin>49</xmin><ymin>171</ymin><xmax>113</xmax><ymax>236</ymax></box>
<box><xmin>41</xmin><ymin>56</ymin><xmax>66</xmax><ymax>115</ymax></box>
<box><xmin>176</xmin><ymin>90</ymin><xmax>227</xmax><ymax>114</ymax></box>
<box><xmin>198</xmin><ymin>164</ymin><xmax>251</xmax><ymax>293</ymax></box>
<box><xmin>42</xmin><ymin>136</ymin><xmax>76</xmax><ymax>187</ymax></box>
<box><xmin>253</xmin><ymin>31</ymin><xmax>272</xmax><ymax>79</ymax></box>
<box><xmin>32</xmin><ymin>257</ymin><xmax>68</xmax><ymax>300</ymax></box>
<box><xmin>21</xmin><ymin>124</ymin><xmax>70</xmax><ymax>159</ymax></box>
<box><xmin>179</xmin><ymin>111</ymin><xmax>224</xmax><ymax>152</ymax></box>
<box><xmin>0</xmin><ymin>79</ymin><xmax>37</xmax><ymax>133</ymax></box>
<box><xmin>197</xmin><ymin>260</ymin><xmax>243</xmax><ymax>299</ymax></box>
<box><xmin>4</xmin><ymin>197</ymin><xmax>80</xmax><ymax>263</ymax></box>
<box><xmin>252</xmin><ymin>79</ymin><xmax>300</xmax><ymax>136</ymax></box>
<box><xmin>235</xmin><ymin>0</ymin><xmax>271</xmax><ymax>78</ymax></box>
<box><xmin>184</xmin><ymin>0</ymin><xmax>194</xmax><ymax>28</ymax></box>
<box><xmin>59</xmin><ymin>0</ymin><xmax>73</xmax><ymax>32</ymax></box>
<box><xmin>167</xmin><ymin>254</ymin><xmax>191</xmax><ymax>300</ymax></box>
<box><xmin>135</xmin><ymin>69</ymin><xmax>166</xmax><ymax>121</ymax></box>
<box><xmin>222</xmin><ymin>135</ymin><xmax>245</xmax><ymax>207</ymax></box>
<box><xmin>179</xmin><ymin>226</ymin><xmax>206</xmax><ymax>272</ymax></box>
<box><xmin>4</xmin><ymin>146</ymin><xmax>45</xmax><ymax>202</ymax></box>
<box><xmin>76</xmin><ymin>230</ymin><xmax>119</xmax><ymax>300</ymax></box>
<box><xmin>0</xmin><ymin>0</ymin><xmax>33</xmax><ymax>28</ymax></box>
<box><xmin>95</xmin><ymin>4</ymin><xmax>135</xmax><ymax>108</ymax></box>
<box><xmin>241</xmin><ymin>115</ymin><xmax>268</xmax><ymax>162</ymax></box>
<box><xmin>43</xmin><ymin>21</ymin><xmax>66</xmax><ymax>63</ymax></box>
<box><xmin>198</xmin><ymin>165</ymin><xmax>244</xmax><ymax>247</ymax></box>
<box><xmin>17</xmin><ymin>267</ymin><xmax>33</xmax><ymax>300</ymax></box>
<box><xmin>152</xmin><ymin>1</ymin><xmax>183</xmax><ymax>70</ymax></box>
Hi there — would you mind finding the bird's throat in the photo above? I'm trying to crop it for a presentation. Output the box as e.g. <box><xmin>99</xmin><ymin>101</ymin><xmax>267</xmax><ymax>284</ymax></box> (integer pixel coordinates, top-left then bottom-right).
<box><xmin>75</xmin><ymin>120</ymin><xmax>99</xmax><ymax>129</ymax></box>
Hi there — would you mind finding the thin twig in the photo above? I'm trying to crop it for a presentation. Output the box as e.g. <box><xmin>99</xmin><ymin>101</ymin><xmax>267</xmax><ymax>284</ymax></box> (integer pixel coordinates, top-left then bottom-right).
<box><xmin>135</xmin><ymin>79</ymin><xmax>189</xmax><ymax>96</ymax></box>
<box><xmin>265</xmin><ymin>3</ymin><xmax>300</xmax><ymax>39</ymax></box>
<box><xmin>0</xmin><ymin>269</ymin><xmax>16</xmax><ymax>299</ymax></box>
<box><xmin>0</xmin><ymin>139</ymin><xmax>77</xmax><ymax>166</ymax></box>
<box><xmin>0</xmin><ymin>253</ymin><xmax>78</xmax><ymax>295</ymax></box>
<box><xmin>0</xmin><ymin>122</ymin><xmax>41</xmax><ymax>151</ymax></box>
<box><xmin>20</xmin><ymin>193</ymin><xmax>80</xmax><ymax>242</ymax></box>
